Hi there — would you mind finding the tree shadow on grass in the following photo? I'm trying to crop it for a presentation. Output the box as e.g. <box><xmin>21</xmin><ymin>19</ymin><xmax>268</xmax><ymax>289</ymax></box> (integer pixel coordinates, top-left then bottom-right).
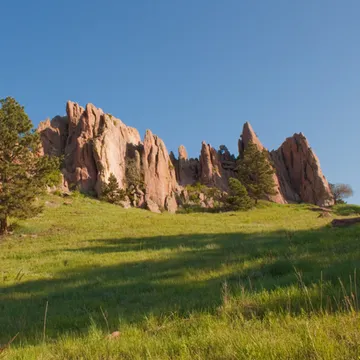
<box><xmin>1</xmin><ymin>224</ymin><xmax>360</xmax><ymax>344</ymax></box>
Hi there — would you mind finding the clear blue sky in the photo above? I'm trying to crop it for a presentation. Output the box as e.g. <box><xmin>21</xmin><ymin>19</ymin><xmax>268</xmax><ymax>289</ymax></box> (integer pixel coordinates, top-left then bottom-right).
<box><xmin>1</xmin><ymin>0</ymin><xmax>359</xmax><ymax>203</ymax></box>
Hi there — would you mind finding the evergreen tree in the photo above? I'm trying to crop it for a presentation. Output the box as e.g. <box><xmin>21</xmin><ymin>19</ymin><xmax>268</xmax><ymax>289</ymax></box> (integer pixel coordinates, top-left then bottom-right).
<box><xmin>0</xmin><ymin>97</ymin><xmax>60</xmax><ymax>234</ymax></box>
<box><xmin>226</xmin><ymin>177</ymin><xmax>253</xmax><ymax>211</ymax></box>
<box><xmin>101</xmin><ymin>173</ymin><xmax>126</xmax><ymax>204</ymax></box>
<box><xmin>237</xmin><ymin>141</ymin><xmax>276</xmax><ymax>204</ymax></box>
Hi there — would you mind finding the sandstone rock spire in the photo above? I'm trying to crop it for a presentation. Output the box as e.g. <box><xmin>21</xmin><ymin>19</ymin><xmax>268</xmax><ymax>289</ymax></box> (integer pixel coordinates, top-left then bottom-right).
<box><xmin>38</xmin><ymin>101</ymin><xmax>178</xmax><ymax>212</ymax></box>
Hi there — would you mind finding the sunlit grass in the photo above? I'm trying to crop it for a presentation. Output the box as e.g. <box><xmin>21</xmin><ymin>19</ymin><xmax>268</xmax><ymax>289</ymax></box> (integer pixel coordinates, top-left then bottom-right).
<box><xmin>1</xmin><ymin>194</ymin><xmax>360</xmax><ymax>359</ymax></box>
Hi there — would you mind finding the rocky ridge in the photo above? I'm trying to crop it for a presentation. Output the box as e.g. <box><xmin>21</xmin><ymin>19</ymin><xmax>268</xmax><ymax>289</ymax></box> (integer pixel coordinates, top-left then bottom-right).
<box><xmin>39</xmin><ymin>101</ymin><xmax>334</xmax><ymax>211</ymax></box>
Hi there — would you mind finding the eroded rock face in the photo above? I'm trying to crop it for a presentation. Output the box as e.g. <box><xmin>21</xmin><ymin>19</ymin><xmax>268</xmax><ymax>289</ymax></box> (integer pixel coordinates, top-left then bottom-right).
<box><xmin>238</xmin><ymin>123</ymin><xmax>333</xmax><ymax>206</ymax></box>
<box><xmin>239</xmin><ymin>122</ymin><xmax>265</xmax><ymax>154</ymax></box>
<box><xmin>142</xmin><ymin>130</ymin><xmax>178</xmax><ymax>212</ymax></box>
<box><xmin>270</xmin><ymin>150</ymin><xmax>300</xmax><ymax>203</ymax></box>
<box><xmin>172</xmin><ymin>145</ymin><xmax>200</xmax><ymax>186</ymax></box>
<box><xmin>39</xmin><ymin>101</ymin><xmax>333</xmax><ymax>210</ymax></box>
<box><xmin>275</xmin><ymin>133</ymin><xmax>333</xmax><ymax>206</ymax></box>
<box><xmin>61</xmin><ymin>102</ymin><xmax>142</xmax><ymax>193</ymax></box>
<box><xmin>146</xmin><ymin>198</ymin><xmax>161</xmax><ymax>213</ymax></box>
<box><xmin>92</xmin><ymin>114</ymin><xmax>141</xmax><ymax>194</ymax></box>
<box><xmin>38</xmin><ymin>116</ymin><xmax>68</xmax><ymax>156</ymax></box>
<box><xmin>171</xmin><ymin>143</ymin><xmax>235</xmax><ymax>191</ymax></box>
<box><xmin>200</xmin><ymin>142</ymin><xmax>226</xmax><ymax>189</ymax></box>
<box><xmin>63</xmin><ymin>102</ymin><xmax>100</xmax><ymax>192</ymax></box>
<box><xmin>39</xmin><ymin>101</ymin><xmax>177</xmax><ymax>212</ymax></box>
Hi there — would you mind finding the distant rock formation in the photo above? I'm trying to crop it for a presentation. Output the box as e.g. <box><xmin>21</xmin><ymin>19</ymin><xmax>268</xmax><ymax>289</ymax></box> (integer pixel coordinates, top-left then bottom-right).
<box><xmin>39</xmin><ymin>101</ymin><xmax>178</xmax><ymax>212</ymax></box>
<box><xmin>38</xmin><ymin>116</ymin><xmax>68</xmax><ymax>157</ymax></box>
<box><xmin>170</xmin><ymin>145</ymin><xmax>200</xmax><ymax>186</ymax></box>
<box><xmin>199</xmin><ymin>142</ymin><xmax>235</xmax><ymax>191</ymax></box>
<box><xmin>142</xmin><ymin>130</ymin><xmax>178</xmax><ymax>213</ymax></box>
<box><xmin>273</xmin><ymin>133</ymin><xmax>333</xmax><ymax>206</ymax></box>
<box><xmin>237</xmin><ymin>122</ymin><xmax>333</xmax><ymax>206</ymax></box>
<box><xmin>38</xmin><ymin>100</ymin><xmax>334</xmax><ymax>212</ymax></box>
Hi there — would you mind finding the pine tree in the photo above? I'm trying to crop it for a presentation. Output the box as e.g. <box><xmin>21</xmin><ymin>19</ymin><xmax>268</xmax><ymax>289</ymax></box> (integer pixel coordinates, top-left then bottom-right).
<box><xmin>0</xmin><ymin>97</ymin><xmax>60</xmax><ymax>234</ymax></box>
<box><xmin>101</xmin><ymin>173</ymin><xmax>126</xmax><ymax>204</ymax></box>
<box><xmin>237</xmin><ymin>141</ymin><xmax>276</xmax><ymax>204</ymax></box>
<box><xmin>226</xmin><ymin>177</ymin><xmax>253</xmax><ymax>211</ymax></box>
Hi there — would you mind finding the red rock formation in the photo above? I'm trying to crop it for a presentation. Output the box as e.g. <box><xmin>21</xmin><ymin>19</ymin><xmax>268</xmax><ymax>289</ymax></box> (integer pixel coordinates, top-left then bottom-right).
<box><xmin>171</xmin><ymin>143</ymin><xmax>236</xmax><ymax>191</ymax></box>
<box><xmin>199</xmin><ymin>142</ymin><xmax>236</xmax><ymax>191</ymax></box>
<box><xmin>39</xmin><ymin>101</ymin><xmax>177</xmax><ymax>212</ymax></box>
<box><xmin>142</xmin><ymin>130</ymin><xmax>178</xmax><ymax>212</ymax></box>
<box><xmin>239</xmin><ymin>122</ymin><xmax>265</xmax><ymax>154</ymax></box>
<box><xmin>238</xmin><ymin>123</ymin><xmax>333</xmax><ymax>206</ymax></box>
<box><xmin>200</xmin><ymin>142</ymin><xmax>223</xmax><ymax>189</ymax></box>
<box><xmin>172</xmin><ymin>145</ymin><xmax>200</xmax><ymax>186</ymax></box>
<box><xmin>63</xmin><ymin>102</ymin><xmax>100</xmax><ymax>192</ymax></box>
<box><xmin>270</xmin><ymin>150</ymin><xmax>300</xmax><ymax>203</ymax></box>
<box><xmin>92</xmin><ymin>113</ymin><xmax>141</xmax><ymax>194</ymax></box>
<box><xmin>38</xmin><ymin>116</ymin><xmax>68</xmax><ymax>156</ymax></box>
<box><xmin>275</xmin><ymin>133</ymin><xmax>333</xmax><ymax>206</ymax></box>
<box><xmin>38</xmin><ymin>101</ymin><xmax>333</xmax><ymax>210</ymax></box>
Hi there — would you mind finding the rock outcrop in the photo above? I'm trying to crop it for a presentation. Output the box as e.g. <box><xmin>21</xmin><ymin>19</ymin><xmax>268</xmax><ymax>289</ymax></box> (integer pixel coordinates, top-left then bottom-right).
<box><xmin>38</xmin><ymin>116</ymin><xmax>68</xmax><ymax>156</ymax></box>
<box><xmin>171</xmin><ymin>145</ymin><xmax>200</xmax><ymax>186</ymax></box>
<box><xmin>142</xmin><ymin>130</ymin><xmax>178</xmax><ymax>213</ymax></box>
<box><xmin>199</xmin><ymin>142</ymin><xmax>235</xmax><ymax>191</ymax></box>
<box><xmin>238</xmin><ymin>122</ymin><xmax>265</xmax><ymax>154</ymax></box>
<box><xmin>270</xmin><ymin>150</ymin><xmax>300</xmax><ymax>203</ymax></box>
<box><xmin>39</xmin><ymin>101</ymin><xmax>178</xmax><ymax>212</ymax></box>
<box><xmin>274</xmin><ymin>133</ymin><xmax>333</xmax><ymax>206</ymax></box>
<box><xmin>63</xmin><ymin>102</ymin><xmax>99</xmax><ymax>192</ymax></box>
<box><xmin>170</xmin><ymin>143</ymin><xmax>236</xmax><ymax>191</ymax></box>
<box><xmin>39</xmin><ymin>100</ymin><xmax>333</xmax><ymax>211</ymax></box>
<box><xmin>199</xmin><ymin>142</ymin><xmax>222</xmax><ymax>188</ymax></box>
<box><xmin>238</xmin><ymin>123</ymin><xmax>333</xmax><ymax>206</ymax></box>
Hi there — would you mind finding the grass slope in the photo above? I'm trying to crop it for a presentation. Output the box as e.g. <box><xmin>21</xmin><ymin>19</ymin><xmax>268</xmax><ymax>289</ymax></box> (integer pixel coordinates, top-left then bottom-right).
<box><xmin>1</xmin><ymin>195</ymin><xmax>360</xmax><ymax>359</ymax></box>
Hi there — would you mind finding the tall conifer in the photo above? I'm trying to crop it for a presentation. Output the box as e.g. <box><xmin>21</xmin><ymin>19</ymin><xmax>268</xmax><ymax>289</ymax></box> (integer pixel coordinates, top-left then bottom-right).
<box><xmin>237</xmin><ymin>141</ymin><xmax>276</xmax><ymax>204</ymax></box>
<box><xmin>0</xmin><ymin>97</ymin><xmax>59</xmax><ymax>234</ymax></box>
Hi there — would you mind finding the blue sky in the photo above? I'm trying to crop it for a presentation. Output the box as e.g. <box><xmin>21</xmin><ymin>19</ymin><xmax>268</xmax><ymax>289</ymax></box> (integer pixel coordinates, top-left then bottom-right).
<box><xmin>1</xmin><ymin>0</ymin><xmax>359</xmax><ymax>203</ymax></box>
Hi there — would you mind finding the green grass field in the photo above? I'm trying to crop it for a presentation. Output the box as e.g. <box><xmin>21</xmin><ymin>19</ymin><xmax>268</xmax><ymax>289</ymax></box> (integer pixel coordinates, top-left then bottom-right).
<box><xmin>1</xmin><ymin>195</ymin><xmax>360</xmax><ymax>359</ymax></box>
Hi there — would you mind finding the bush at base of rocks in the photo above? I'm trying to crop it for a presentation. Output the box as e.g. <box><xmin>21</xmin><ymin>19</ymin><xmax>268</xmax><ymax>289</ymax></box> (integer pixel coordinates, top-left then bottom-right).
<box><xmin>101</xmin><ymin>173</ymin><xmax>126</xmax><ymax>206</ymax></box>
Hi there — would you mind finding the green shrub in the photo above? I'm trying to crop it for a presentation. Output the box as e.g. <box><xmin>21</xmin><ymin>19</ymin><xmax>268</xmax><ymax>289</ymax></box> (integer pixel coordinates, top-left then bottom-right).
<box><xmin>237</xmin><ymin>141</ymin><xmax>276</xmax><ymax>204</ymax></box>
<box><xmin>101</xmin><ymin>173</ymin><xmax>126</xmax><ymax>205</ymax></box>
<box><xmin>333</xmin><ymin>204</ymin><xmax>360</xmax><ymax>216</ymax></box>
<box><xmin>225</xmin><ymin>178</ymin><xmax>253</xmax><ymax>211</ymax></box>
<box><xmin>44</xmin><ymin>168</ymin><xmax>62</xmax><ymax>187</ymax></box>
<box><xmin>185</xmin><ymin>183</ymin><xmax>222</xmax><ymax>202</ymax></box>
<box><xmin>126</xmin><ymin>158</ymin><xmax>144</xmax><ymax>189</ymax></box>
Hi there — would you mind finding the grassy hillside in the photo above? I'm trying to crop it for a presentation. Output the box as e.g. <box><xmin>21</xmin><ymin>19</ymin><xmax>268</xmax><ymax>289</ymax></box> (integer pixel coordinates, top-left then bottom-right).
<box><xmin>1</xmin><ymin>195</ymin><xmax>360</xmax><ymax>359</ymax></box>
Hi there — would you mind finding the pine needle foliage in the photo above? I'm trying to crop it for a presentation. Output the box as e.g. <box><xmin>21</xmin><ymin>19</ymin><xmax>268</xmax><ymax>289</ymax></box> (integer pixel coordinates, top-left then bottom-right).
<box><xmin>0</xmin><ymin>97</ymin><xmax>60</xmax><ymax>234</ymax></box>
<box><xmin>237</xmin><ymin>141</ymin><xmax>277</xmax><ymax>204</ymax></box>
<box><xmin>101</xmin><ymin>173</ymin><xmax>126</xmax><ymax>205</ymax></box>
<box><xmin>225</xmin><ymin>177</ymin><xmax>253</xmax><ymax>211</ymax></box>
